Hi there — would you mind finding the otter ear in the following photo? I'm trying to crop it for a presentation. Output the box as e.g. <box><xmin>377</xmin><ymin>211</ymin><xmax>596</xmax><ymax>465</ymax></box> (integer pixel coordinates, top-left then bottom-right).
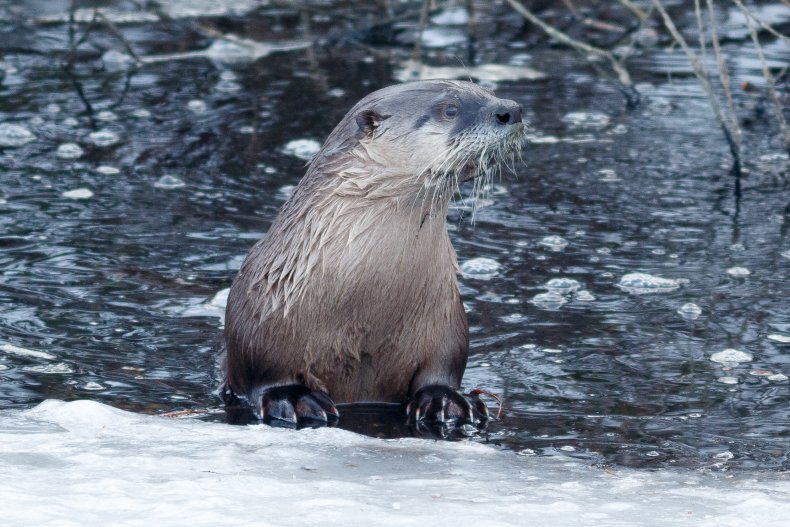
<box><xmin>355</xmin><ymin>109</ymin><xmax>390</xmax><ymax>136</ymax></box>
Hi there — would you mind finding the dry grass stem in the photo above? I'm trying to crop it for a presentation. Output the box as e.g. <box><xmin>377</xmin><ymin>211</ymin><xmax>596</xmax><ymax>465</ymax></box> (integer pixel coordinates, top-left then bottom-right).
<box><xmin>652</xmin><ymin>0</ymin><xmax>741</xmax><ymax>162</ymax></box>
<box><xmin>504</xmin><ymin>0</ymin><xmax>634</xmax><ymax>89</ymax></box>
<box><xmin>732</xmin><ymin>0</ymin><xmax>790</xmax><ymax>46</ymax></box>
<box><xmin>743</xmin><ymin>13</ymin><xmax>790</xmax><ymax>149</ymax></box>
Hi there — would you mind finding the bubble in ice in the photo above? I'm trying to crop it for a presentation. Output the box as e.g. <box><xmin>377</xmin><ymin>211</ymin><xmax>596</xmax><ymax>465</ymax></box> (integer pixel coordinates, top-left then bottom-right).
<box><xmin>677</xmin><ymin>302</ymin><xmax>702</xmax><ymax>320</ymax></box>
<box><xmin>529</xmin><ymin>291</ymin><xmax>567</xmax><ymax>310</ymax></box>
<box><xmin>646</xmin><ymin>451</ymin><xmax>660</xmax><ymax>457</ymax></box>
<box><xmin>283</xmin><ymin>139</ymin><xmax>321</xmax><ymax>161</ymax></box>
<box><xmin>56</xmin><ymin>142</ymin><xmax>84</xmax><ymax>159</ymax></box>
<box><xmin>575</xmin><ymin>290</ymin><xmax>595</xmax><ymax>302</ymax></box>
<box><xmin>460</xmin><ymin>257</ymin><xmax>501</xmax><ymax>279</ymax></box>
<box><xmin>726</xmin><ymin>266</ymin><xmax>750</xmax><ymax>277</ymax></box>
<box><xmin>559</xmin><ymin>445</ymin><xmax>576</xmax><ymax>452</ymax></box>
<box><xmin>132</xmin><ymin>108</ymin><xmax>151</xmax><ymax>118</ymax></box>
<box><xmin>767</xmin><ymin>373</ymin><xmax>788</xmax><ymax>382</ymax></box>
<box><xmin>89</xmin><ymin>129</ymin><xmax>120</xmax><ymax>147</ymax></box>
<box><xmin>501</xmin><ymin>313</ymin><xmax>526</xmax><ymax>323</ymax></box>
<box><xmin>62</xmin><ymin>188</ymin><xmax>94</xmax><ymax>200</ymax></box>
<box><xmin>154</xmin><ymin>175</ymin><xmax>186</xmax><ymax>189</ymax></box>
<box><xmin>767</xmin><ymin>334</ymin><xmax>790</xmax><ymax>344</ymax></box>
<box><xmin>710</xmin><ymin>348</ymin><xmax>753</xmax><ymax>364</ymax></box>
<box><xmin>712</xmin><ymin>451</ymin><xmax>734</xmax><ymax>460</ymax></box>
<box><xmin>0</xmin><ymin>123</ymin><xmax>36</xmax><ymax>147</ymax></box>
<box><xmin>21</xmin><ymin>362</ymin><xmax>74</xmax><ymax>374</ymax></box>
<box><xmin>562</xmin><ymin>111</ymin><xmax>610</xmax><ymax>128</ymax></box>
<box><xmin>96</xmin><ymin>165</ymin><xmax>120</xmax><ymax>175</ymax></box>
<box><xmin>239</xmin><ymin>126</ymin><xmax>255</xmax><ymax>134</ymax></box>
<box><xmin>717</xmin><ymin>376</ymin><xmax>739</xmax><ymax>385</ymax></box>
<box><xmin>45</xmin><ymin>103</ymin><xmax>61</xmax><ymax>114</ymax></box>
<box><xmin>215</xmin><ymin>79</ymin><xmax>241</xmax><ymax>93</ymax></box>
<box><xmin>538</xmin><ymin>235</ymin><xmax>568</xmax><ymax>252</ymax></box>
<box><xmin>29</xmin><ymin>116</ymin><xmax>44</xmax><ymax>126</ymax></box>
<box><xmin>544</xmin><ymin>278</ymin><xmax>582</xmax><ymax>294</ymax></box>
<box><xmin>62</xmin><ymin>117</ymin><xmax>79</xmax><ymax>127</ymax></box>
<box><xmin>617</xmin><ymin>273</ymin><xmax>681</xmax><ymax>294</ymax></box>
<box><xmin>96</xmin><ymin>110</ymin><xmax>117</xmax><ymax>122</ymax></box>
<box><xmin>187</xmin><ymin>99</ymin><xmax>207</xmax><ymax>114</ymax></box>
<box><xmin>598</xmin><ymin>168</ymin><xmax>620</xmax><ymax>182</ymax></box>
<box><xmin>82</xmin><ymin>381</ymin><xmax>106</xmax><ymax>391</ymax></box>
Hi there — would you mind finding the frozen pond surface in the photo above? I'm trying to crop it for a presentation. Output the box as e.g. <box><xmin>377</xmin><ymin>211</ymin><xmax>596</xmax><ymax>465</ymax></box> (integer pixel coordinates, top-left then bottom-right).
<box><xmin>0</xmin><ymin>400</ymin><xmax>788</xmax><ymax>527</ymax></box>
<box><xmin>0</xmin><ymin>0</ymin><xmax>789</xmax><ymax>477</ymax></box>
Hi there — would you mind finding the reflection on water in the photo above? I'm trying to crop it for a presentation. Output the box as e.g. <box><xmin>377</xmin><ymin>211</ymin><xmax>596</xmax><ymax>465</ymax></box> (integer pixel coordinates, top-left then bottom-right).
<box><xmin>0</xmin><ymin>1</ymin><xmax>788</xmax><ymax>470</ymax></box>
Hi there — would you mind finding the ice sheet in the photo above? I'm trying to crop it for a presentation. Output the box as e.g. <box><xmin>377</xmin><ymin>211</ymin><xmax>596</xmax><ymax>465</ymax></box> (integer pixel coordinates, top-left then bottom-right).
<box><xmin>0</xmin><ymin>400</ymin><xmax>787</xmax><ymax>527</ymax></box>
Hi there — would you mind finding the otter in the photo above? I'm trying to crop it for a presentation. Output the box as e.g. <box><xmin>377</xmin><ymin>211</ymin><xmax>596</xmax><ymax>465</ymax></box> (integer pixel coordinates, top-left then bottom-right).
<box><xmin>224</xmin><ymin>80</ymin><xmax>525</xmax><ymax>430</ymax></box>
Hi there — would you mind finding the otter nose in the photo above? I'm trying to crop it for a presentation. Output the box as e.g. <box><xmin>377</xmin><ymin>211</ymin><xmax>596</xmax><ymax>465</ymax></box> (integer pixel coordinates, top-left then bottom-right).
<box><xmin>494</xmin><ymin>102</ymin><xmax>523</xmax><ymax>125</ymax></box>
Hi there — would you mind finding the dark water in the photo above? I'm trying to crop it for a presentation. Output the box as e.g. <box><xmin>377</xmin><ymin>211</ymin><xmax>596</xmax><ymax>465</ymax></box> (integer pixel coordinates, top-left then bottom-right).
<box><xmin>1</xmin><ymin>1</ymin><xmax>788</xmax><ymax>470</ymax></box>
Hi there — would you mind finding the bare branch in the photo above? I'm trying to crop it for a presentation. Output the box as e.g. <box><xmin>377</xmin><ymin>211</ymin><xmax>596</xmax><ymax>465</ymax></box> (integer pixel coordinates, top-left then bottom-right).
<box><xmin>652</xmin><ymin>0</ymin><xmax>740</xmax><ymax>162</ymax></box>
<box><xmin>618</xmin><ymin>0</ymin><xmax>649</xmax><ymax>21</ymax></box>
<box><xmin>744</xmin><ymin>13</ymin><xmax>790</xmax><ymax>149</ymax></box>
<box><xmin>504</xmin><ymin>0</ymin><xmax>634</xmax><ymax>89</ymax></box>
<box><xmin>707</xmin><ymin>0</ymin><xmax>741</xmax><ymax>150</ymax></box>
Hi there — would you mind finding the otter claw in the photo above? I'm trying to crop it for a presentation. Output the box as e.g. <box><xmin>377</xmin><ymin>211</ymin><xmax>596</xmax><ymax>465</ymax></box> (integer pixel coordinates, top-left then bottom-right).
<box><xmin>406</xmin><ymin>385</ymin><xmax>488</xmax><ymax>435</ymax></box>
<box><xmin>258</xmin><ymin>385</ymin><xmax>339</xmax><ymax>429</ymax></box>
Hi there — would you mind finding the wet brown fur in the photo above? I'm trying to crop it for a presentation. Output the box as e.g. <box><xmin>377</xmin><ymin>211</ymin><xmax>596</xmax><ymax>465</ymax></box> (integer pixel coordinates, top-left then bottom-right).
<box><xmin>224</xmin><ymin>80</ymin><xmax>524</xmax><ymax>404</ymax></box>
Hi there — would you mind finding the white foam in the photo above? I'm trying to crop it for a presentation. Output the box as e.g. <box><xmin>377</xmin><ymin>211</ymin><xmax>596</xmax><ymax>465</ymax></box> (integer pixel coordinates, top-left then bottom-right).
<box><xmin>283</xmin><ymin>139</ymin><xmax>321</xmax><ymax>161</ymax></box>
<box><xmin>0</xmin><ymin>123</ymin><xmax>36</xmax><ymax>147</ymax></box>
<box><xmin>56</xmin><ymin>142</ymin><xmax>84</xmax><ymax>159</ymax></box>
<box><xmin>89</xmin><ymin>129</ymin><xmax>120</xmax><ymax>147</ymax></box>
<box><xmin>0</xmin><ymin>399</ymin><xmax>787</xmax><ymax>527</ymax></box>
<box><xmin>617</xmin><ymin>273</ymin><xmax>682</xmax><ymax>294</ymax></box>
<box><xmin>710</xmin><ymin>349</ymin><xmax>753</xmax><ymax>364</ymax></box>
<box><xmin>62</xmin><ymin>188</ymin><xmax>94</xmax><ymax>200</ymax></box>
<box><xmin>0</xmin><ymin>342</ymin><xmax>55</xmax><ymax>360</ymax></box>
<box><xmin>154</xmin><ymin>175</ymin><xmax>186</xmax><ymax>189</ymax></box>
<box><xmin>538</xmin><ymin>235</ymin><xmax>568</xmax><ymax>252</ymax></box>
<box><xmin>460</xmin><ymin>257</ymin><xmax>502</xmax><ymax>279</ymax></box>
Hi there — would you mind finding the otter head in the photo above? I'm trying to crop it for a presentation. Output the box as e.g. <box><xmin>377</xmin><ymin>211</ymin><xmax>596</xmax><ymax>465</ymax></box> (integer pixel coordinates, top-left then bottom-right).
<box><xmin>317</xmin><ymin>80</ymin><xmax>526</xmax><ymax>206</ymax></box>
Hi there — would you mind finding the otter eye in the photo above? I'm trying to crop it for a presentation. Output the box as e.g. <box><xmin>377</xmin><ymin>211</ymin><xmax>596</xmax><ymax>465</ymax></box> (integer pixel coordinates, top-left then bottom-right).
<box><xmin>444</xmin><ymin>104</ymin><xmax>459</xmax><ymax>119</ymax></box>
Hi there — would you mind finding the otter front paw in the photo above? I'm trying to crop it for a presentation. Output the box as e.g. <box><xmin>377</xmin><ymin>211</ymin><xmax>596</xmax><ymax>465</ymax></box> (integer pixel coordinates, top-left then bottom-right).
<box><xmin>257</xmin><ymin>385</ymin><xmax>339</xmax><ymax>429</ymax></box>
<box><xmin>406</xmin><ymin>385</ymin><xmax>489</xmax><ymax>436</ymax></box>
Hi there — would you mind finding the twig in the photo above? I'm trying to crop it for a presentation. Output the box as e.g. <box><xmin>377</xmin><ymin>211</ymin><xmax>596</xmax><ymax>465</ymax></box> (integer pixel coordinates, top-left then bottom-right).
<box><xmin>744</xmin><ymin>13</ymin><xmax>790</xmax><ymax>150</ymax></box>
<box><xmin>412</xmin><ymin>0</ymin><xmax>431</xmax><ymax>63</ymax></box>
<box><xmin>652</xmin><ymin>0</ymin><xmax>741</xmax><ymax>164</ymax></box>
<box><xmin>504</xmin><ymin>0</ymin><xmax>638</xmax><ymax>106</ymax></box>
<box><xmin>618</xmin><ymin>0</ymin><xmax>649</xmax><ymax>21</ymax></box>
<box><xmin>707</xmin><ymin>0</ymin><xmax>741</xmax><ymax>152</ymax></box>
